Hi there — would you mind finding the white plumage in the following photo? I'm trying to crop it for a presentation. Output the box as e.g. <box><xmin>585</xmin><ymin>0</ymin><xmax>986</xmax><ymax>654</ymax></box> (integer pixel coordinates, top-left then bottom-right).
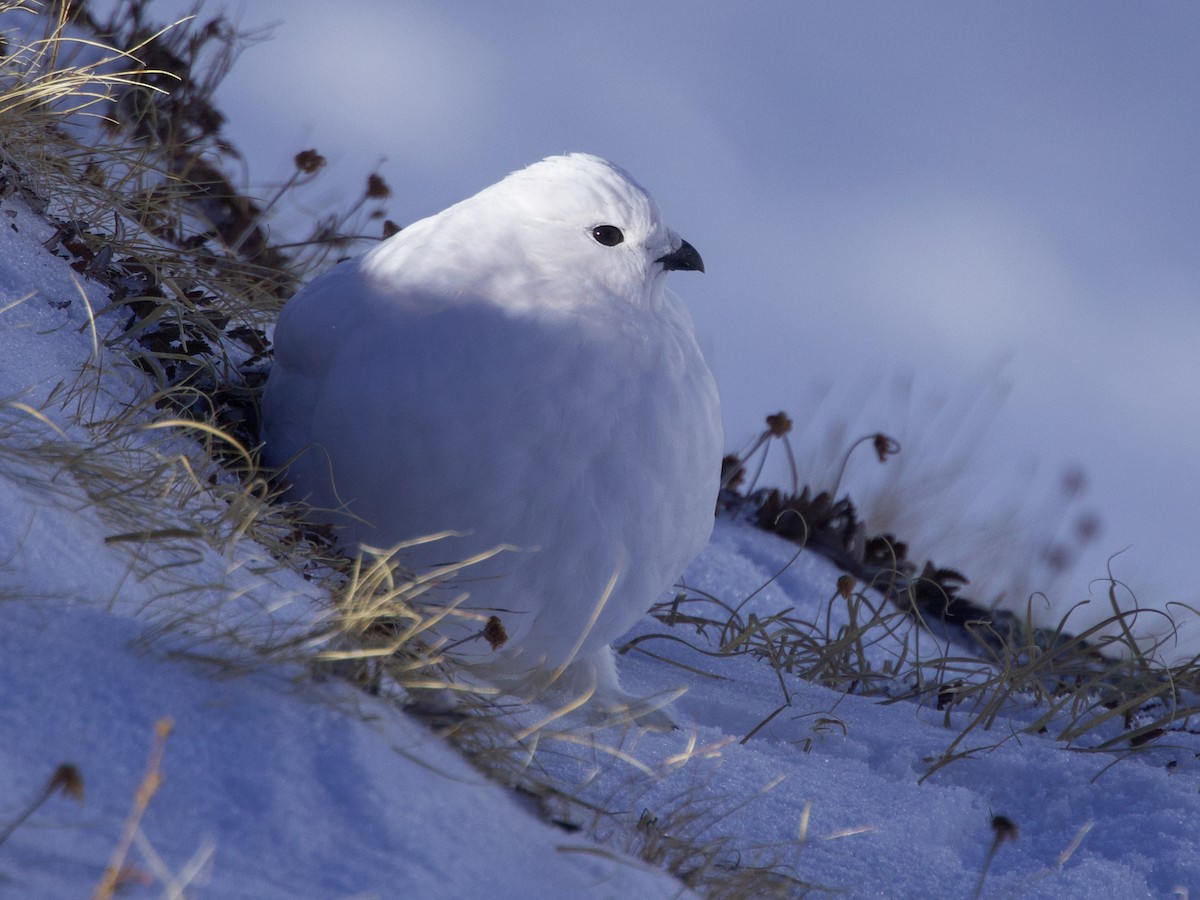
<box><xmin>263</xmin><ymin>153</ymin><xmax>721</xmax><ymax>712</ymax></box>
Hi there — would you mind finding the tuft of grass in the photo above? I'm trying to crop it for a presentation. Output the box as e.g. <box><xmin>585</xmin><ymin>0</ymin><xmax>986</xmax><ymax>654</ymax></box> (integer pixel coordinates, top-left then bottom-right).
<box><xmin>640</xmin><ymin>495</ymin><xmax>1200</xmax><ymax>782</ymax></box>
<box><xmin>451</xmin><ymin>707</ymin><xmax>819</xmax><ymax>897</ymax></box>
<box><xmin>620</xmin><ymin>770</ymin><xmax>829</xmax><ymax>898</ymax></box>
<box><xmin>0</xmin><ymin>0</ymin><xmax>171</xmax><ymax>119</ymax></box>
<box><xmin>726</xmin><ymin>369</ymin><xmax>1105</xmax><ymax>612</ymax></box>
<box><xmin>679</xmin><ymin>410</ymin><xmax>1200</xmax><ymax>786</ymax></box>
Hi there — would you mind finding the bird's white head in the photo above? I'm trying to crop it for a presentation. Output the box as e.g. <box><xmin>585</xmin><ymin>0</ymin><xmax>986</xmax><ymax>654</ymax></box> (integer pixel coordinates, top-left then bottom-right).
<box><xmin>364</xmin><ymin>153</ymin><xmax>703</xmax><ymax>312</ymax></box>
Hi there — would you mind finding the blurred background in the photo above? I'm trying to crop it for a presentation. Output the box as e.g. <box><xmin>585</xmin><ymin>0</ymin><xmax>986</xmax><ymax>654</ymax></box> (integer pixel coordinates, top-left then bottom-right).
<box><xmin>91</xmin><ymin>1</ymin><xmax>1200</xmax><ymax>646</ymax></box>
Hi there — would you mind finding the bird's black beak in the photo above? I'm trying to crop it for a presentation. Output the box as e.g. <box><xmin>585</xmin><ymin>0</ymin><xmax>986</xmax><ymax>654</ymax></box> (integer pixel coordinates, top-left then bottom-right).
<box><xmin>656</xmin><ymin>239</ymin><xmax>704</xmax><ymax>273</ymax></box>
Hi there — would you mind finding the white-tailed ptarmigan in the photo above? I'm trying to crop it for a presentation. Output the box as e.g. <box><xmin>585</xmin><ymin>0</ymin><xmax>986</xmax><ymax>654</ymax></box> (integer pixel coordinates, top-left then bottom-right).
<box><xmin>263</xmin><ymin>153</ymin><xmax>721</xmax><ymax>717</ymax></box>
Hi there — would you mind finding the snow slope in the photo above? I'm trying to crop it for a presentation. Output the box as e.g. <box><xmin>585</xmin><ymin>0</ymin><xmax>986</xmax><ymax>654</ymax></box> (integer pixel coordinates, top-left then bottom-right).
<box><xmin>614</xmin><ymin>522</ymin><xmax>1200</xmax><ymax>897</ymax></box>
<box><xmin>1</xmin><ymin>179</ymin><xmax>1198</xmax><ymax>898</ymax></box>
<box><xmin>0</xmin><ymin>189</ymin><xmax>687</xmax><ymax>898</ymax></box>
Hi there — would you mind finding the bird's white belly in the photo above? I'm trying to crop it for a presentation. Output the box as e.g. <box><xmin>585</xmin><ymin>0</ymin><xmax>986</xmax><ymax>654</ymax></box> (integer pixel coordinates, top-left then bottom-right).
<box><xmin>266</xmin><ymin>299</ymin><xmax>720</xmax><ymax>671</ymax></box>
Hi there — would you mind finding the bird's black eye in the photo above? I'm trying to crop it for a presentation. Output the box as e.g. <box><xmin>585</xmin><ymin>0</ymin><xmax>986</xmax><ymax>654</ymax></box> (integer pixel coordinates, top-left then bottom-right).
<box><xmin>591</xmin><ymin>225</ymin><xmax>624</xmax><ymax>247</ymax></box>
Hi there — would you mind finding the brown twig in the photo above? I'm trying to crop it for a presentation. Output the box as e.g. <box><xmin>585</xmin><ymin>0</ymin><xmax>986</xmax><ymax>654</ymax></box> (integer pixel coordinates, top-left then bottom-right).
<box><xmin>93</xmin><ymin>718</ymin><xmax>174</xmax><ymax>900</ymax></box>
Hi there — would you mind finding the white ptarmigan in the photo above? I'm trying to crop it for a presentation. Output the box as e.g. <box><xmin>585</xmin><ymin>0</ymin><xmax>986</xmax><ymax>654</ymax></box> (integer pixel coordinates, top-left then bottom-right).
<box><xmin>263</xmin><ymin>153</ymin><xmax>721</xmax><ymax>715</ymax></box>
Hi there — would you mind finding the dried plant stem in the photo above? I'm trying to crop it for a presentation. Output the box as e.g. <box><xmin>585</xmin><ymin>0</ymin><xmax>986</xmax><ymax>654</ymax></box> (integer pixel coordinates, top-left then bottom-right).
<box><xmin>0</xmin><ymin>763</ymin><xmax>84</xmax><ymax>850</ymax></box>
<box><xmin>93</xmin><ymin>718</ymin><xmax>173</xmax><ymax>900</ymax></box>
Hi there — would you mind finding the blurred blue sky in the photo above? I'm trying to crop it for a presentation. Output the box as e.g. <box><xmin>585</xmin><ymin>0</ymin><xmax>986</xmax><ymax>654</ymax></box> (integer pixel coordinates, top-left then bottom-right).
<box><xmin>138</xmin><ymin>1</ymin><xmax>1199</xmax><ymax>632</ymax></box>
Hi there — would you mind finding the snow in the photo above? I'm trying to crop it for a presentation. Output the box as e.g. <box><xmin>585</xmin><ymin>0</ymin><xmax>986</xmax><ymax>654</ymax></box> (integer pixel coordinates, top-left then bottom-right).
<box><xmin>0</xmin><ymin>601</ymin><xmax>699</xmax><ymax>899</ymax></box>
<box><xmin>2</xmin><ymin>177</ymin><xmax>1198</xmax><ymax>897</ymax></box>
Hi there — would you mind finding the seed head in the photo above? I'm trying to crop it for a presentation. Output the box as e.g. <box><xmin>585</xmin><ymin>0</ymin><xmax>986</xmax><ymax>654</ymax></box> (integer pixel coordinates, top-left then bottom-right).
<box><xmin>766</xmin><ymin>412</ymin><xmax>792</xmax><ymax>438</ymax></box>
<box><xmin>294</xmin><ymin>149</ymin><xmax>327</xmax><ymax>174</ymax></box>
